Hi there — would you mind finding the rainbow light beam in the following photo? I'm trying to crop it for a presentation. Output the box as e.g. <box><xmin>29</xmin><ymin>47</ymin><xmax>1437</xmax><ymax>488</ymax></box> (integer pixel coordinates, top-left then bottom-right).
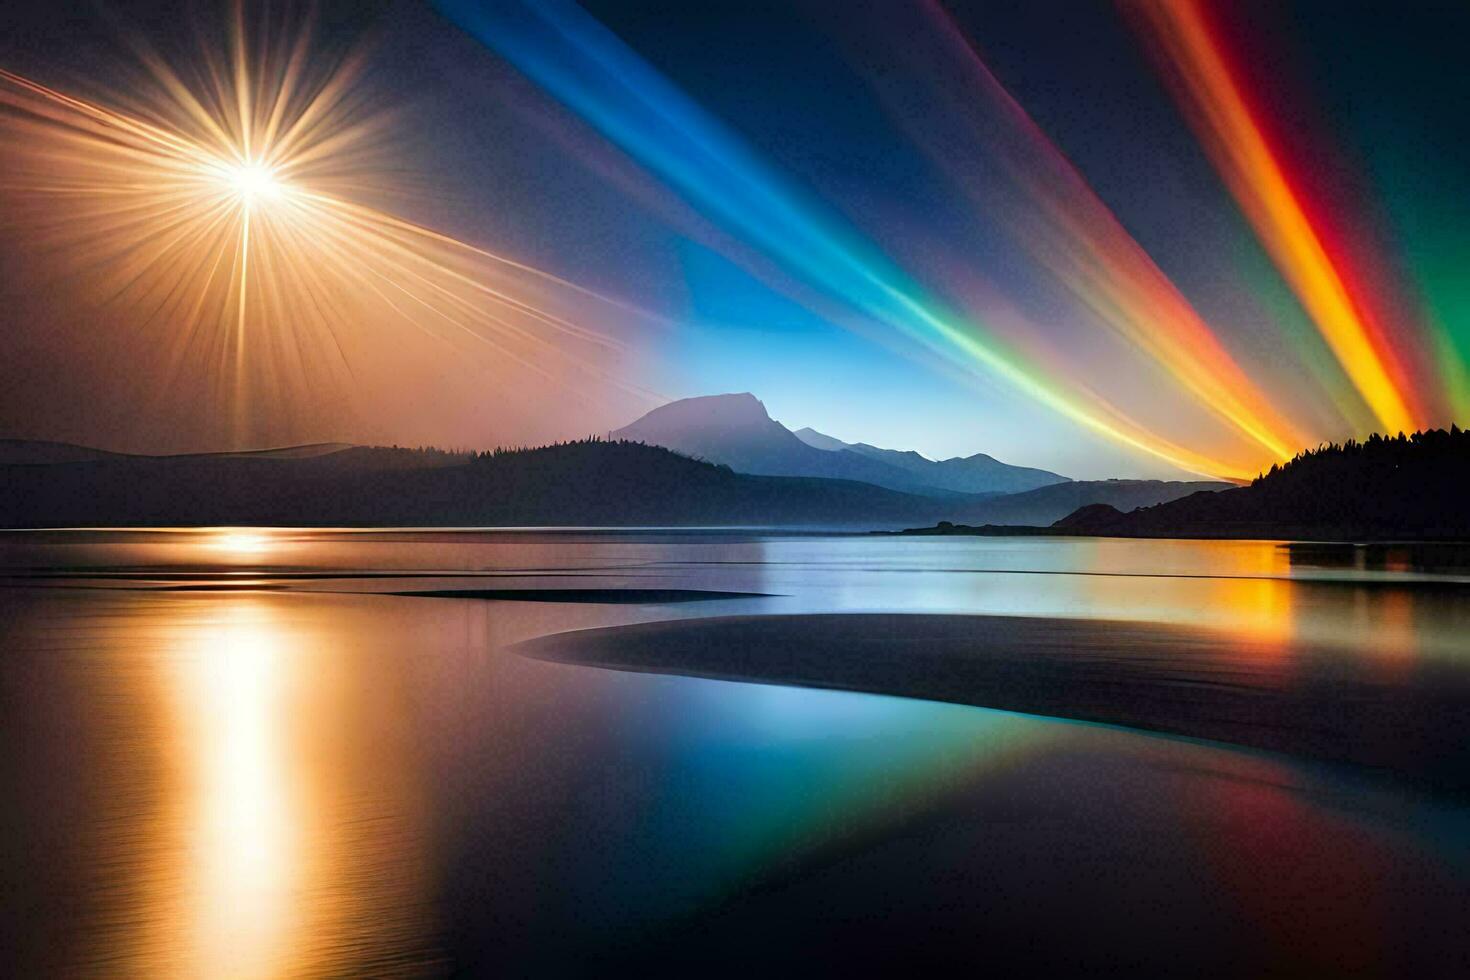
<box><xmin>440</xmin><ymin>0</ymin><xmax>1264</xmax><ymax>479</ymax></box>
<box><xmin>1130</xmin><ymin>0</ymin><xmax>1419</xmax><ymax>436</ymax></box>
<box><xmin>893</xmin><ymin>2</ymin><xmax>1312</xmax><ymax>462</ymax></box>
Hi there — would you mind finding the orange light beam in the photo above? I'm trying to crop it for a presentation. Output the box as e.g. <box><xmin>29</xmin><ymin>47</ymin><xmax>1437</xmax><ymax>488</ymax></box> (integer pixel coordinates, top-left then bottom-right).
<box><xmin>1131</xmin><ymin>0</ymin><xmax>1417</xmax><ymax>435</ymax></box>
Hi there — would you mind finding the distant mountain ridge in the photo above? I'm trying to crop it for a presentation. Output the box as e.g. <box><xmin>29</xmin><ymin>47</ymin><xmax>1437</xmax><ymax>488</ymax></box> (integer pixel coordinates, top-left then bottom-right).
<box><xmin>0</xmin><ymin>438</ymin><xmax>358</xmax><ymax>465</ymax></box>
<box><xmin>613</xmin><ymin>393</ymin><xmax>1068</xmax><ymax>495</ymax></box>
<box><xmin>794</xmin><ymin>426</ymin><xmax>1068</xmax><ymax>495</ymax></box>
<box><xmin>792</xmin><ymin>427</ymin><xmax>848</xmax><ymax>452</ymax></box>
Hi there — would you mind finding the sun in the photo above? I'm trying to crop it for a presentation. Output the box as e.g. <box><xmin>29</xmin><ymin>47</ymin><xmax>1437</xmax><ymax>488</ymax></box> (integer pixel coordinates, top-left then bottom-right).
<box><xmin>0</xmin><ymin>8</ymin><xmax>653</xmax><ymax>451</ymax></box>
<box><xmin>223</xmin><ymin>162</ymin><xmax>284</xmax><ymax>206</ymax></box>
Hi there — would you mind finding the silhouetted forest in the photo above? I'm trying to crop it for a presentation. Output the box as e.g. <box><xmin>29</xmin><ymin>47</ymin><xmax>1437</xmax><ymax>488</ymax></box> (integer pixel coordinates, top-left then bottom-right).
<box><xmin>1250</xmin><ymin>427</ymin><xmax>1468</xmax><ymax>489</ymax></box>
<box><xmin>0</xmin><ymin>438</ymin><xmax>933</xmax><ymax>527</ymax></box>
<box><xmin>1059</xmin><ymin>427</ymin><xmax>1470</xmax><ymax>539</ymax></box>
<box><xmin>0</xmin><ymin>436</ymin><xmax>1240</xmax><ymax>529</ymax></box>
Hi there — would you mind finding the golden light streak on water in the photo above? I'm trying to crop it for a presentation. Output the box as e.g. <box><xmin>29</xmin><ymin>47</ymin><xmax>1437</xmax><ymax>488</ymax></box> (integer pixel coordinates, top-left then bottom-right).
<box><xmin>116</xmin><ymin>591</ymin><xmax>439</xmax><ymax>978</ymax></box>
<box><xmin>206</xmin><ymin>529</ymin><xmax>271</xmax><ymax>556</ymax></box>
<box><xmin>172</xmin><ymin>601</ymin><xmax>298</xmax><ymax>977</ymax></box>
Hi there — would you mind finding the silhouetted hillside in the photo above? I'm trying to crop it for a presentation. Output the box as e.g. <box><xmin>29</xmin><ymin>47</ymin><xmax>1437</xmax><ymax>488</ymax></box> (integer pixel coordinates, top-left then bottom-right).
<box><xmin>0</xmin><ymin>439</ymin><xmax>364</xmax><ymax>465</ymax></box>
<box><xmin>0</xmin><ymin>436</ymin><xmax>1233</xmax><ymax>529</ymax></box>
<box><xmin>0</xmin><ymin>439</ymin><xmax>133</xmax><ymax>464</ymax></box>
<box><xmin>1057</xmin><ymin>428</ymin><xmax>1470</xmax><ymax>539</ymax></box>
<box><xmin>0</xmin><ymin>438</ymin><xmax>966</xmax><ymax>528</ymax></box>
<box><xmin>937</xmin><ymin>478</ymin><xmax>1230</xmax><ymax>526</ymax></box>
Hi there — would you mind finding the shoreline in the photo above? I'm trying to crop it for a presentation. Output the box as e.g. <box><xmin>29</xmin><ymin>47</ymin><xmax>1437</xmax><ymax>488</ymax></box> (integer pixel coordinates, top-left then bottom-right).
<box><xmin>878</xmin><ymin>521</ymin><xmax>1470</xmax><ymax>543</ymax></box>
<box><xmin>518</xmin><ymin>612</ymin><xmax>1470</xmax><ymax>792</ymax></box>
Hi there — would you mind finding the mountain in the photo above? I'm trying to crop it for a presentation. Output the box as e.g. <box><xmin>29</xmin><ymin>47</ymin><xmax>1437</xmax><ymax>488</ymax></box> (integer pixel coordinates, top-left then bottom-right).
<box><xmin>614</xmin><ymin>393</ymin><xmax>1067</xmax><ymax>494</ymax></box>
<box><xmin>610</xmin><ymin>393</ymin><xmax>961</xmax><ymax>494</ymax></box>
<box><xmin>796</xmin><ymin>426</ymin><xmax>1068</xmax><ymax>495</ymax></box>
<box><xmin>1054</xmin><ymin>428</ymin><xmax>1470</xmax><ymax>540</ymax></box>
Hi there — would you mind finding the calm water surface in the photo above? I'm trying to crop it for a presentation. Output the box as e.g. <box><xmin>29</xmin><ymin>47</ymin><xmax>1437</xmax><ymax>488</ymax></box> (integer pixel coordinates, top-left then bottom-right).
<box><xmin>2</xmin><ymin>529</ymin><xmax>1468</xmax><ymax>975</ymax></box>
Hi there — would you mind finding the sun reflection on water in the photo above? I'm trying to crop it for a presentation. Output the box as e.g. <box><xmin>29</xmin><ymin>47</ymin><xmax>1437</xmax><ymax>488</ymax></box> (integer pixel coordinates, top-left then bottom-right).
<box><xmin>6</xmin><ymin>532</ymin><xmax>1470</xmax><ymax>976</ymax></box>
<box><xmin>169</xmin><ymin>600</ymin><xmax>298</xmax><ymax>977</ymax></box>
<box><xmin>139</xmin><ymin>590</ymin><xmax>440</xmax><ymax>978</ymax></box>
<box><xmin>205</xmin><ymin>529</ymin><xmax>273</xmax><ymax>557</ymax></box>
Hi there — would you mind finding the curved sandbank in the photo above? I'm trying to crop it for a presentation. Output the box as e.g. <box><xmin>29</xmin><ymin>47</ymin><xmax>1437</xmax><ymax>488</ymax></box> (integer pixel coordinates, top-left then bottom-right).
<box><xmin>518</xmin><ymin>613</ymin><xmax>1470</xmax><ymax>789</ymax></box>
<box><xmin>387</xmin><ymin>588</ymin><xmax>770</xmax><ymax>603</ymax></box>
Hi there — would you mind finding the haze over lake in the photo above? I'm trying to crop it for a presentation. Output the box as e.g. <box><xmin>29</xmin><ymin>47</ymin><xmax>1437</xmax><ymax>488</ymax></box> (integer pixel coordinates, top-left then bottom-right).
<box><xmin>3</xmin><ymin>529</ymin><xmax>1468</xmax><ymax>976</ymax></box>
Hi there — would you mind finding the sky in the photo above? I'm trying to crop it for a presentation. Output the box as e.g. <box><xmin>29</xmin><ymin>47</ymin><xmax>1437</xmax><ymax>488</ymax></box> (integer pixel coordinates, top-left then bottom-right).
<box><xmin>0</xmin><ymin>0</ymin><xmax>1466</xmax><ymax>479</ymax></box>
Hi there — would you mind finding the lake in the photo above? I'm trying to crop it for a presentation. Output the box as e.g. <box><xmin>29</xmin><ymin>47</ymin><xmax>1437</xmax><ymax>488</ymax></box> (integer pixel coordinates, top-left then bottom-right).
<box><xmin>2</xmin><ymin>529</ymin><xmax>1468</xmax><ymax>975</ymax></box>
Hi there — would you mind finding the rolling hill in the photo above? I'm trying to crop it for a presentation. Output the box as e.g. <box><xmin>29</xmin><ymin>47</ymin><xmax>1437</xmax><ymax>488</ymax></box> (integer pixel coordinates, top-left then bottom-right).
<box><xmin>0</xmin><ymin>439</ymin><xmax>954</xmax><ymax>528</ymax></box>
<box><xmin>949</xmin><ymin>478</ymin><xmax>1232</xmax><ymax>527</ymax></box>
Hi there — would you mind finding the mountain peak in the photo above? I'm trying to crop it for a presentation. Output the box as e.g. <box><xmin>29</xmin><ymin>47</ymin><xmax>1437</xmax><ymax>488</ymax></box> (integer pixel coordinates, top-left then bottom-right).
<box><xmin>627</xmin><ymin>392</ymin><xmax>771</xmax><ymax>431</ymax></box>
<box><xmin>610</xmin><ymin>393</ymin><xmax>790</xmax><ymax>464</ymax></box>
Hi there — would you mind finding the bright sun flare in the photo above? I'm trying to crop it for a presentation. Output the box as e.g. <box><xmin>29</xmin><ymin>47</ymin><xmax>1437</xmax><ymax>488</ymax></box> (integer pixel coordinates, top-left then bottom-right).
<box><xmin>0</xmin><ymin>20</ymin><xmax>648</xmax><ymax>454</ymax></box>
<box><xmin>224</xmin><ymin>162</ymin><xmax>283</xmax><ymax>204</ymax></box>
